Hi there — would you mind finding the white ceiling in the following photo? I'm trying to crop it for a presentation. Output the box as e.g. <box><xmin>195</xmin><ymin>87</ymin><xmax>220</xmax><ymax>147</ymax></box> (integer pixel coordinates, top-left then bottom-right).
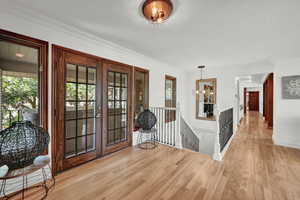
<box><xmin>7</xmin><ymin>0</ymin><xmax>300</xmax><ymax>69</ymax></box>
<box><xmin>0</xmin><ymin>41</ymin><xmax>38</xmax><ymax>64</ymax></box>
<box><xmin>0</xmin><ymin>41</ymin><xmax>38</xmax><ymax>74</ymax></box>
<box><xmin>239</xmin><ymin>73</ymin><xmax>267</xmax><ymax>84</ymax></box>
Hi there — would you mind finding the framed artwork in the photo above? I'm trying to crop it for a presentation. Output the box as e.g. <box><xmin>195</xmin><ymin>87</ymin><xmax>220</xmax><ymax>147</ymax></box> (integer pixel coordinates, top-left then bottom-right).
<box><xmin>282</xmin><ymin>75</ymin><xmax>300</xmax><ymax>99</ymax></box>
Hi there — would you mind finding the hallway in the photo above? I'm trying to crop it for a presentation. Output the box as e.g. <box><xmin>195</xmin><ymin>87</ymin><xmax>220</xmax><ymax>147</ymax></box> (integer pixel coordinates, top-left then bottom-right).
<box><xmin>223</xmin><ymin>111</ymin><xmax>300</xmax><ymax>200</ymax></box>
<box><xmin>18</xmin><ymin>112</ymin><xmax>300</xmax><ymax>200</ymax></box>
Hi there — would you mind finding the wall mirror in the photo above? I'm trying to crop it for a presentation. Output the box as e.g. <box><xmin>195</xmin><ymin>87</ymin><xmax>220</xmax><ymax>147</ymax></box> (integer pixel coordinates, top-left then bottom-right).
<box><xmin>196</xmin><ymin>78</ymin><xmax>217</xmax><ymax>121</ymax></box>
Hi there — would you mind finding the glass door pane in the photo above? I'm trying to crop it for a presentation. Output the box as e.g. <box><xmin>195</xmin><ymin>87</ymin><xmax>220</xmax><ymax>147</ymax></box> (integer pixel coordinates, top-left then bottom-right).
<box><xmin>107</xmin><ymin>71</ymin><xmax>128</xmax><ymax>145</ymax></box>
<box><xmin>53</xmin><ymin>46</ymin><xmax>101</xmax><ymax>173</ymax></box>
<box><xmin>134</xmin><ymin>69</ymin><xmax>149</xmax><ymax>130</ymax></box>
<box><xmin>165</xmin><ymin>75</ymin><xmax>177</xmax><ymax>122</ymax></box>
<box><xmin>102</xmin><ymin>61</ymin><xmax>132</xmax><ymax>155</ymax></box>
<box><xmin>65</xmin><ymin>64</ymin><xmax>96</xmax><ymax>158</ymax></box>
<box><xmin>0</xmin><ymin>41</ymin><xmax>40</xmax><ymax>130</ymax></box>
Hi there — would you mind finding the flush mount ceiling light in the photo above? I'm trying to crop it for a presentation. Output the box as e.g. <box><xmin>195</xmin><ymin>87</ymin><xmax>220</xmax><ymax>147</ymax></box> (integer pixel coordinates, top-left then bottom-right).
<box><xmin>142</xmin><ymin>0</ymin><xmax>173</xmax><ymax>23</ymax></box>
<box><xmin>15</xmin><ymin>53</ymin><xmax>24</xmax><ymax>58</ymax></box>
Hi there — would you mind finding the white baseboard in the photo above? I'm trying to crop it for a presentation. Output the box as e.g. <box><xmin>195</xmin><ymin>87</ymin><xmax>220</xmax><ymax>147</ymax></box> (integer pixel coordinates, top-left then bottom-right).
<box><xmin>273</xmin><ymin>135</ymin><xmax>300</xmax><ymax>150</ymax></box>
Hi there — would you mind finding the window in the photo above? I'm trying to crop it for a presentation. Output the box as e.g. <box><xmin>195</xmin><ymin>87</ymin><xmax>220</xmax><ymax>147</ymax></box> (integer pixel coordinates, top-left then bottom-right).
<box><xmin>134</xmin><ymin>67</ymin><xmax>149</xmax><ymax>130</ymax></box>
<box><xmin>0</xmin><ymin>30</ymin><xmax>48</xmax><ymax>131</ymax></box>
<box><xmin>165</xmin><ymin>75</ymin><xmax>176</xmax><ymax>122</ymax></box>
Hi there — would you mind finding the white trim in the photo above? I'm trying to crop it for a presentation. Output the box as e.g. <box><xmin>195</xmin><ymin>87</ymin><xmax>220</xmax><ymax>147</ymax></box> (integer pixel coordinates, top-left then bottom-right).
<box><xmin>273</xmin><ymin>135</ymin><xmax>300</xmax><ymax>150</ymax></box>
<box><xmin>213</xmin><ymin>110</ymin><xmax>221</xmax><ymax>160</ymax></box>
<box><xmin>213</xmin><ymin>108</ymin><xmax>236</xmax><ymax>161</ymax></box>
<box><xmin>213</xmin><ymin>130</ymin><xmax>236</xmax><ymax>161</ymax></box>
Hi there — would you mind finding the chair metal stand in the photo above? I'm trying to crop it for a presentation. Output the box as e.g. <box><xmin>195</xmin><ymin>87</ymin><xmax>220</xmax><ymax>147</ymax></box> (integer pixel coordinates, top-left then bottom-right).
<box><xmin>0</xmin><ymin>163</ymin><xmax>55</xmax><ymax>200</ymax></box>
<box><xmin>138</xmin><ymin>128</ymin><xmax>158</xmax><ymax>149</ymax></box>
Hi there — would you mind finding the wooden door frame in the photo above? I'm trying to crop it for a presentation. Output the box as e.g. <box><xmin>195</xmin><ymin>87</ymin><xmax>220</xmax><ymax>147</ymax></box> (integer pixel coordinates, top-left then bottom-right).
<box><xmin>133</xmin><ymin>66</ymin><xmax>149</xmax><ymax>111</ymax></box>
<box><xmin>52</xmin><ymin>45</ymin><xmax>103</xmax><ymax>174</ymax></box>
<box><xmin>101</xmin><ymin>59</ymin><xmax>133</xmax><ymax>155</ymax></box>
<box><xmin>165</xmin><ymin>75</ymin><xmax>177</xmax><ymax>123</ymax></box>
<box><xmin>165</xmin><ymin>75</ymin><xmax>177</xmax><ymax>108</ymax></box>
<box><xmin>52</xmin><ymin>45</ymin><xmax>134</xmax><ymax>174</ymax></box>
<box><xmin>263</xmin><ymin>73</ymin><xmax>274</xmax><ymax>128</ymax></box>
<box><xmin>133</xmin><ymin>67</ymin><xmax>149</xmax><ymax>130</ymax></box>
<box><xmin>0</xmin><ymin>28</ymin><xmax>48</xmax><ymax>130</ymax></box>
<box><xmin>244</xmin><ymin>88</ymin><xmax>247</xmax><ymax>114</ymax></box>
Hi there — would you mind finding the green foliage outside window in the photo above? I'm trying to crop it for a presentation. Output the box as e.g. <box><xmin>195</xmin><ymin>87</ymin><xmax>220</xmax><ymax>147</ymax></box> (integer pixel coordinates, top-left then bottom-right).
<box><xmin>1</xmin><ymin>76</ymin><xmax>38</xmax><ymax>128</ymax></box>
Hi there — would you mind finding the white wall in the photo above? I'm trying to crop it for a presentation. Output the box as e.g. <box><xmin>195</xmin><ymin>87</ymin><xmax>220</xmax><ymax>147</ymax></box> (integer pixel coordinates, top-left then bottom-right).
<box><xmin>0</xmin><ymin>6</ymin><xmax>184</xmax><ymax>129</ymax></box>
<box><xmin>273</xmin><ymin>59</ymin><xmax>300</xmax><ymax>149</ymax></box>
<box><xmin>183</xmin><ymin>59</ymin><xmax>300</xmax><ymax>151</ymax></box>
<box><xmin>182</xmin><ymin>62</ymin><xmax>274</xmax><ymax>132</ymax></box>
<box><xmin>0</xmin><ymin>6</ymin><xmax>184</xmax><ymax>194</ymax></box>
<box><xmin>238</xmin><ymin>80</ymin><xmax>244</xmax><ymax>122</ymax></box>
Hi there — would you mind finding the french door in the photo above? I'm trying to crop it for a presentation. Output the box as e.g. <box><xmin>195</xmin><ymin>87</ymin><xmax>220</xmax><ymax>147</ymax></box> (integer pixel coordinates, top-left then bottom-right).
<box><xmin>52</xmin><ymin>46</ymin><xmax>101</xmax><ymax>172</ymax></box>
<box><xmin>102</xmin><ymin>61</ymin><xmax>132</xmax><ymax>155</ymax></box>
<box><xmin>52</xmin><ymin>45</ymin><xmax>132</xmax><ymax>174</ymax></box>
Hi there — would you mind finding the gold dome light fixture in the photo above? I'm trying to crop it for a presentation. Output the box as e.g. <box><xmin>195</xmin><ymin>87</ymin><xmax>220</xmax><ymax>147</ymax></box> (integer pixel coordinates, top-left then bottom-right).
<box><xmin>142</xmin><ymin>0</ymin><xmax>173</xmax><ymax>23</ymax></box>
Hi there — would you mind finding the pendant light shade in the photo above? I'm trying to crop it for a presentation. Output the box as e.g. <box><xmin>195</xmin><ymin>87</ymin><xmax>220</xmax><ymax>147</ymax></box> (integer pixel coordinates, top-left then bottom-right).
<box><xmin>142</xmin><ymin>0</ymin><xmax>173</xmax><ymax>23</ymax></box>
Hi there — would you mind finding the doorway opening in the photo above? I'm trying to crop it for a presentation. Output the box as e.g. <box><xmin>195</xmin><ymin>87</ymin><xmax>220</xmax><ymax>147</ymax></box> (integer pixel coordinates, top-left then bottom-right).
<box><xmin>236</xmin><ymin>73</ymin><xmax>273</xmax><ymax>129</ymax></box>
<box><xmin>52</xmin><ymin>45</ymin><xmax>133</xmax><ymax>174</ymax></box>
<box><xmin>263</xmin><ymin>73</ymin><xmax>274</xmax><ymax>128</ymax></box>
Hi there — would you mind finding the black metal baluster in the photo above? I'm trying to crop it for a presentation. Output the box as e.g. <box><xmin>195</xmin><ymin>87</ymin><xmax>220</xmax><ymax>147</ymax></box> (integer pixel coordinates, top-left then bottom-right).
<box><xmin>173</xmin><ymin>110</ymin><xmax>176</xmax><ymax>146</ymax></box>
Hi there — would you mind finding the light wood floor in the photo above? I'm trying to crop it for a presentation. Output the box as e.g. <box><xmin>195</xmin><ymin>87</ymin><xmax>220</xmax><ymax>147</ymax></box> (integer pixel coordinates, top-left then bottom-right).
<box><xmin>24</xmin><ymin>112</ymin><xmax>300</xmax><ymax>199</ymax></box>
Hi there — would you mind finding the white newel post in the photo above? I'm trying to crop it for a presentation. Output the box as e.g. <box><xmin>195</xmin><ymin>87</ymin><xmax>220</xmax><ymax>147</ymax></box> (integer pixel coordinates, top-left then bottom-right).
<box><xmin>175</xmin><ymin>103</ymin><xmax>182</xmax><ymax>149</ymax></box>
<box><xmin>213</xmin><ymin>109</ymin><xmax>222</xmax><ymax>161</ymax></box>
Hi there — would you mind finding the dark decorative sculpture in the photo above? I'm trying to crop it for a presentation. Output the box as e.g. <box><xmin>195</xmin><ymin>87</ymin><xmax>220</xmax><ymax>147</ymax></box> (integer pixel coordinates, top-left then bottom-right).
<box><xmin>137</xmin><ymin>109</ymin><xmax>157</xmax><ymax>130</ymax></box>
<box><xmin>19</xmin><ymin>105</ymin><xmax>39</xmax><ymax>126</ymax></box>
<box><xmin>0</xmin><ymin>121</ymin><xmax>49</xmax><ymax>170</ymax></box>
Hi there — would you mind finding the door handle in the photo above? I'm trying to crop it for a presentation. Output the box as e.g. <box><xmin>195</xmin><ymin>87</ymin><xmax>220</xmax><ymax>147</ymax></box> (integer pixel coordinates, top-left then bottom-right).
<box><xmin>96</xmin><ymin>106</ymin><xmax>102</xmax><ymax>118</ymax></box>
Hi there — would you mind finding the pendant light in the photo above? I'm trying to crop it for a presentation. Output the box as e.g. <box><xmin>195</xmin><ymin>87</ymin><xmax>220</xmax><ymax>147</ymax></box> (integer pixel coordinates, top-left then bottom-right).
<box><xmin>196</xmin><ymin>65</ymin><xmax>206</xmax><ymax>95</ymax></box>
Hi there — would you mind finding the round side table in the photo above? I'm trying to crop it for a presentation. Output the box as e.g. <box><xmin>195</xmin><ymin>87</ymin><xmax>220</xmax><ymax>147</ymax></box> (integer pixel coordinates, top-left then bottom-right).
<box><xmin>138</xmin><ymin>128</ymin><xmax>158</xmax><ymax>149</ymax></box>
<box><xmin>0</xmin><ymin>156</ymin><xmax>55</xmax><ymax>200</ymax></box>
